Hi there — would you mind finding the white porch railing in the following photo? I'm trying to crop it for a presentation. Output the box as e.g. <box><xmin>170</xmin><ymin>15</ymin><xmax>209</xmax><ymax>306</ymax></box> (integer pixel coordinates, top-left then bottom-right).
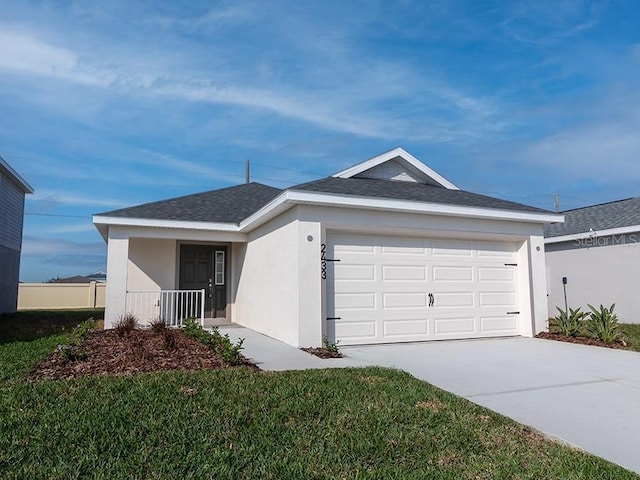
<box><xmin>125</xmin><ymin>289</ymin><xmax>205</xmax><ymax>327</ymax></box>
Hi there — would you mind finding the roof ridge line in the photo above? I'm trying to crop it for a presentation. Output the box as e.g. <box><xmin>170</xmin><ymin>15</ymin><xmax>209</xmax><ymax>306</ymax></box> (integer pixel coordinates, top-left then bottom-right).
<box><xmin>560</xmin><ymin>196</ymin><xmax>638</xmax><ymax>213</ymax></box>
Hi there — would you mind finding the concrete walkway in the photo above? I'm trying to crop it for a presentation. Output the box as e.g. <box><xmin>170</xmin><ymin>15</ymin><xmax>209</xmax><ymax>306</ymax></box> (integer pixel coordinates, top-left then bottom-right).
<box><xmin>220</xmin><ymin>325</ymin><xmax>640</xmax><ymax>474</ymax></box>
<box><xmin>218</xmin><ymin>325</ymin><xmax>370</xmax><ymax>371</ymax></box>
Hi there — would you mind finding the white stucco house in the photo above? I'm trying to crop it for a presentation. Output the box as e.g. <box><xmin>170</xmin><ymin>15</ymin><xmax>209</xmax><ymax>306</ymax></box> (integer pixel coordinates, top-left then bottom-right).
<box><xmin>0</xmin><ymin>156</ymin><xmax>34</xmax><ymax>314</ymax></box>
<box><xmin>94</xmin><ymin>148</ymin><xmax>561</xmax><ymax>347</ymax></box>
<box><xmin>545</xmin><ymin>197</ymin><xmax>640</xmax><ymax>323</ymax></box>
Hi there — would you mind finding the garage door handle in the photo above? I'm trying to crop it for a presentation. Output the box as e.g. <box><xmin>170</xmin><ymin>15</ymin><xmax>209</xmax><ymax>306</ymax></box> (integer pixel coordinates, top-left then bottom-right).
<box><xmin>326</xmin><ymin>317</ymin><xmax>342</xmax><ymax>320</ymax></box>
<box><xmin>507</xmin><ymin>311</ymin><xmax>520</xmax><ymax>315</ymax></box>
<box><xmin>428</xmin><ymin>293</ymin><xmax>435</xmax><ymax>307</ymax></box>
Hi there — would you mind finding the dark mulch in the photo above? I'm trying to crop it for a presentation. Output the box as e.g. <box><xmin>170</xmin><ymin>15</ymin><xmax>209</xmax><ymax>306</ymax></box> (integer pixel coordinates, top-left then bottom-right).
<box><xmin>301</xmin><ymin>347</ymin><xmax>343</xmax><ymax>359</ymax></box>
<box><xmin>536</xmin><ymin>332</ymin><xmax>626</xmax><ymax>350</ymax></box>
<box><xmin>29</xmin><ymin>328</ymin><xmax>256</xmax><ymax>381</ymax></box>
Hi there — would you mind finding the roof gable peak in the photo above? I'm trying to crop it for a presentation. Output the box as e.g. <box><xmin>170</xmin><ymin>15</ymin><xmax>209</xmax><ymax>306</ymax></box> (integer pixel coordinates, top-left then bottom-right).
<box><xmin>331</xmin><ymin>147</ymin><xmax>459</xmax><ymax>190</ymax></box>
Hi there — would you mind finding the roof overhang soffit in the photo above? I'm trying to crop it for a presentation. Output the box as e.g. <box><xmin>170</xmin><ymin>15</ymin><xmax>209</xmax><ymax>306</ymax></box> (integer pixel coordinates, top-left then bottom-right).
<box><xmin>94</xmin><ymin>190</ymin><xmax>563</xmax><ymax>240</ymax></box>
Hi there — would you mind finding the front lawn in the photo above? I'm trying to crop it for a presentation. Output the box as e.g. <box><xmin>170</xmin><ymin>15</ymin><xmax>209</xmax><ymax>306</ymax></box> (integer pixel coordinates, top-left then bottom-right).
<box><xmin>0</xmin><ymin>308</ymin><xmax>104</xmax><ymax>344</ymax></box>
<box><xmin>620</xmin><ymin>323</ymin><xmax>640</xmax><ymax>352</ymax></box>
<box><xmin>0</xmin><ymin>313</ymin><xmax>638</xmax><ymax>478</ymax></box>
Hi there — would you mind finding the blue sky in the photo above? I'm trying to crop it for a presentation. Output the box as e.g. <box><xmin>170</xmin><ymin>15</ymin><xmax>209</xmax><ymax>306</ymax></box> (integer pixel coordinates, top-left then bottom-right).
<box><xmin>2</xmin><ymin>0</ymin><xmax>640</xmax><ymax>281</ymax></box>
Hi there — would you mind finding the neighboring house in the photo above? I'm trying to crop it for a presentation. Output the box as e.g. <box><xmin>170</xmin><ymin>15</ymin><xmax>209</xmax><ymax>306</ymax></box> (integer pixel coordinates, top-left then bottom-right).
<box><xmin>545</xmin><ymin>197</ymin><xmax>640</xmax><ymax>322</ymax></box>
<box><xmin>94</xmin><ymin>148</ymin><xmax>561</xmax><ymax>347</ymax></box>
<box><xmin>48</xmin><ymin>271</ymin><xmax>107</xmax><ymax>283</ymax></box>
<box><xmin>0</xmin><ymin>156</ymin><xmax>34</xmax><ymax>314</ymax></box>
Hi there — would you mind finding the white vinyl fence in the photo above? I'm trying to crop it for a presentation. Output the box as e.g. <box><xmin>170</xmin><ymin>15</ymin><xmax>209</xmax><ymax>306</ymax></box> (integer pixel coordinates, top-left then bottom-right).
<box><xmin>125</xmin><ymin>290</ymin><xmax>205</xmax><ymax>326</ymax></box>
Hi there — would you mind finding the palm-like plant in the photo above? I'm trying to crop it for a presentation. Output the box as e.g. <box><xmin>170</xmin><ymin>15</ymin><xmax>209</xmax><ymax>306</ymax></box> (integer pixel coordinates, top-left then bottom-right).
<box><xmin>550</xmin><ymin>307</ymin><xmax>586</xmax><ymax>337</ymax></box>
<box><xmin>586</xmin><ymin>303</ymin><xmax>622</xmax><ymax>344</ymax></box>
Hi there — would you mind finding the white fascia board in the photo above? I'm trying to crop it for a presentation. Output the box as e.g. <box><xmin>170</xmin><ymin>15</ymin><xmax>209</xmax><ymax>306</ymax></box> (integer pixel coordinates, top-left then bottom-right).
<box><xmin>94</xmin><ymin>189</ymin><xmax>563</xmax><ymax>241</ymax></box>
<box><xmin>238</xmin><ymin>191</ymin><xmax>294</xmax><ymax>231</ymax></box>
<box><xmin>92</xmin><ymin>215</ymin><xmax>240</xmax><ymax>232</ymax></box>
<box><xmin>544</xmin><ymin>224</ymin><xmax>640</xmax><ymax>244</ymax></box>
<box><xmin>332</xmin><ymin>147</ymin><xmax>460</xmax><ymax>190</ymax></box>
<box><xmin>249</xmin><ymin>190</ymin><xmax>563</xmax><ymax>225</ymax></box>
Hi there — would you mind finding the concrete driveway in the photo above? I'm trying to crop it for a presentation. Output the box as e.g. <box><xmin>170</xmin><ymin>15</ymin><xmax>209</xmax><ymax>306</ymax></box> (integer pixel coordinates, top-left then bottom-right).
<box><xmin>343</xmin><ymin>337</ymin><xmax>640</xmax><ymax>475</ymax></box>
<box><xmin>220</xmin><ymin>325</ymin><xmax>640</xmax><ymax>473</ymax></box>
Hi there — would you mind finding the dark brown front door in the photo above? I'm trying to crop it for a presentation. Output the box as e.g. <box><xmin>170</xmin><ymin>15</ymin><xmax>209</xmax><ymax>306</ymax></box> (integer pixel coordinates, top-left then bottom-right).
<box><xmin>179</xmin><ymin>245</ymin><xmax>227</xmax><ymax>318</ymax></box>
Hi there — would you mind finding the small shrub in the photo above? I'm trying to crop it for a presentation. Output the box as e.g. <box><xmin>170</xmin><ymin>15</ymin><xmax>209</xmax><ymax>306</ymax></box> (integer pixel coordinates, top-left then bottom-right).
<box><xmin>217</xmin><ymin>335</ymin><xmax>245</xmax><ymax>365</ymax></box>
<box><xmin>114</xmin><ymin>313</ymin><xmax>138</xmax><ymax>338</ymax></box>
<box><xmin>57</xmin><ymin>344</ymin><xmax>88</xmax><ymax>362</ymax></box>
<box><xmin>75</xmin><ymin>318</ymin><xmax>96</xmax><ymax>339</ymax></box>
<box><xmin>182</xmin><ymin>319</ymin><xmax>245</xmax><ymax>365</ymax></box>
<box><xmin>586</xmin><ymin>303</ymin><xmax>622</xmax><ymax>344</ymax></box>
<box><xmin>182</xmin><ymin>318</ymin><xmax>211</xmax><ymax>344</ymax></box>
<box><xmin>128</xmin><ymin>336</ymin><xmax>150</xmax><ymax>361</ymax></box>
<box><xmin>56</xmin><ymin>317</ymin><xmax>96</xmax><ymax>362</ymax></box>
<box><xmin>550</xmin><ymin>307</ymin><xmax>586</xmax><ymax>337</ymax></box>
<box><xmin>162</xmin><ymin>328</ymin><xmax>179</xmax><ymax>351</ymax></box>
<box><xmin>323</xmin><ymin>335</ymin><xmax>341</xmax><ymax>355</ymax></box>
<box><xmin>149</xmin><ymin>317</ymin><xmax>167</xmax><ymax>333</ymax></box>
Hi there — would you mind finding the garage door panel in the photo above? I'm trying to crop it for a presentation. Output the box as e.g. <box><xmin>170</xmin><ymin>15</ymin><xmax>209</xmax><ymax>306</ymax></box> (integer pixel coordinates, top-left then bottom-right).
<box><xmin>328</xmin><ymin>233</ymin><xmax>520</xmax><ymax>345</ymax></box>
<box><xmin>432</xmin><ymin>265</ymin><xmax>473</xmax><ymax>281</ymax></box>
<box><xmin>432</xmin><ymin>239</ymin><xmax>474</xmax><ymax>256</ymax></box>
<box><xmin>382</xmin><ymin>265</ymin><xmax>427</xmax><ymax>281</ymax></box>
<box><xmin>334</xmin><ymin>263</ymin><xmax>376</xmax><ymax>281</ymax></box>
<box><xmin>476</xmin><ymin>241</ymin><xmax>517</xmax><ymax>257</ymax></box>
<box><xmin>381</xmin><ymin>237</ymin><xmax>429</xmax><ymax>255</ymax></box>
<box><xmin>478</xmin><ymin>267</ymin><xmax>515</xmax><ymax>282</ymax></box>
<box><xmin>479</xmin><ymin>291</ymin><xmax>517</xmax><ymax>307</ymax></box>
<box><xmin>431</xmin><ymin>292</ymin><xmax>475</xmax><ymax>308</ymax></box>
<box><xmin>333</xmin><ymin>235</ymin><xmax>375</xmax><ymax>255</ymax></box>
<box><xmin>434</xmin><ymin>317</ymin><xmax>476</xmax><ymax>335</ymax></box>
<box><xmin>383</xmin><ymin>319</ymin><xmax>428</xmax><ymax>337</ymax></box>
<box><xmin>383</xmin><ymin>292</ymin><xmax>427</xmax><ymax>309</ymax></box>
<box><xmin>334</xmin><ymin>292</ymin><xmax>377</xmax><ymax>310</ymax></box>
<box><xmin>480</xmin><ymin>316</ymin><xmax>519</xmax><ymax>333</ymax></box>
<box><xmin>329</xmin><ymin>319</ymin><xmax>377</xmax><ymax>342</ymax></box>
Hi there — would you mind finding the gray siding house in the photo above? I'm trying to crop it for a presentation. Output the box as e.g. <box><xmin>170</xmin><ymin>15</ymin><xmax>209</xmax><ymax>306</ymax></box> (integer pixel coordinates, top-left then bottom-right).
<box><xmin>0</xmin><ymin>156</ymin><xmax>33</xmax><ymax>314</ymax></box>
<box><xmin>545</xmin><ymin>197</ymin><xmax>640</xmax><ymax>323</ymax></box>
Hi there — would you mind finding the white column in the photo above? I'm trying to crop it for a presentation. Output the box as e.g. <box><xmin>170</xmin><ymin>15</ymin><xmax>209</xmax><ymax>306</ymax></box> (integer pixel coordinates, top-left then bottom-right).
<box><xmin>296</xmin><ymin>220</ymin><xmax>323</xmax><ymax>347</ymax></box>
<box><xmin>104</xmin><ymin>228</ymin><xmax>129</xmax><ymax>329</ymax></box>
<box><xmin>528</xmin><ymin>233</ymin><xmax>549</xmax><ymax>335</ymax></box>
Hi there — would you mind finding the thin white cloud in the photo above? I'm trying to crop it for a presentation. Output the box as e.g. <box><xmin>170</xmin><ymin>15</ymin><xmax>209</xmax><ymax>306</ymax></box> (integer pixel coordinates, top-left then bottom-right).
<box><xmin>0</xmin><ymin>29</ymin><xmax>112</xmax><ymax>87</ymax></box>
<box><xmin>519</xmin><ymin>120</ymin><xmax>640</xmax><ymax>181</ymax></box>
<box><xmin>0</xmin><ymin>25</ymin><xmax>501</xmax><ymax>142</ymax></box>
<box><xmin>22</xmin><ymin>235</ymin><xmax>105</xmax><ymax>256</ymax></box>
<box><xmin>500</xmin><ymin>0</ymin><xmax>600</xmax><ymax>45</ymax></box>
<box><xmin>29</xmin><ymin>190</ymin><xmax>129</xmax><ymax>208</ymax></box>
<box><xmin>45</xmin><ymin>223</ymin><xmax>97</xmax><ymax>234</ymax></box>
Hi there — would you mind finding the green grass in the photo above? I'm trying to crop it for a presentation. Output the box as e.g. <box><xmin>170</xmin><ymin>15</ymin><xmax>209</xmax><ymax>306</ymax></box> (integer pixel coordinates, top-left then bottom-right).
<box><xmin>0</xmin><ymin>313</ymin><xmax>638</xmax><ymax>479</ymax></box>
<box><xmin>620</xmin><ymin>324</ymin><xmax>640</xmax><ymax>352</ymax></box>
<box><xmin>0</xmin><ymin>308</ymin><xmax>104</xmax><ymax>344</ymax></box>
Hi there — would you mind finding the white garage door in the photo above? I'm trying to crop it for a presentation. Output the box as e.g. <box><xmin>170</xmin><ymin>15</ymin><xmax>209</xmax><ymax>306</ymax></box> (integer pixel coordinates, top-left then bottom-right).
<box><xmin>326</xmin><ymin>233</ymin><xmax>521</xmax><ymax>345</ymax></box>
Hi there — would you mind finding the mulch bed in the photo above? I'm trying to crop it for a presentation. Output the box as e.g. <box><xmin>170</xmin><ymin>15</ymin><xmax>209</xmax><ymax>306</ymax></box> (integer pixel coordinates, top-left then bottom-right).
<box><xmin>301</xmin><ymin>347</ymin><xmax>343</xmax><ymax>359</ymax></box>
<box><xmin>29</xmin><ymin>328</ymin><xmax>257</xmax><ymax>381</ymax></box>
<box><xmin>536</xmin><ymin>332</ymin><xmax>626</xmax><ymax>350</ymax></box>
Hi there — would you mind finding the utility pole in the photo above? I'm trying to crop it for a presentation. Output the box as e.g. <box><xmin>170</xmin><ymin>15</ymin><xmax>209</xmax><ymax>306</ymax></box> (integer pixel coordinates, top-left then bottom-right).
<box><xmin>245</xmin><ymin>160</ymin><xmax>250</xmax><ymax>184</ymax></box>
<box><xmin>554</xmin><ymin>192</ymin><xmax>560</xmax><ymax>213</ymax></box>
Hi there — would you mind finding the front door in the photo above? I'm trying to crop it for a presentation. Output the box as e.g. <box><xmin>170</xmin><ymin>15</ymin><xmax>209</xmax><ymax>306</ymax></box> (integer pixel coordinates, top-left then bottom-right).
<box><xmin>179</xmin><ymin>245</ymin><xmax>228</xmax><ymax>318</ymax></box>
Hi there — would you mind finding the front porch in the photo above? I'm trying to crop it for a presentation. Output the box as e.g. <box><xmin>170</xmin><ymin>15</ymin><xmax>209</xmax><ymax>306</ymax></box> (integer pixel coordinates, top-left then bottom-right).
<box><xmin>103</xmin><ymin>231</ymin><xmax>245</xmax><ymax>329</ymax></box>
<box><xmin>125</xmin><ymin>289</ymin><xmax>235</xmax><ymax>328</ymax></box>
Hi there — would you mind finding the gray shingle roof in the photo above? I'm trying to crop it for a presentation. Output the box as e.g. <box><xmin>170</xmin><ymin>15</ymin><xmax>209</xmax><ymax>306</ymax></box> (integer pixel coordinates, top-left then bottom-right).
<box><xmin>290</xmin><ymin>177</ymin><xmax>551</xmax><ymax>214</ymax></box>
<box><xmin>97</xmin><ymin>176</ymin><xmax>553</xmax><ymax>226</ymax></box>
<box><xmin>98</xmin><ymin>183</ymin><xmax>282</xmax><ymax>224</ymax></box>
<box><xmin>544</xmin><ymin>197</ymin><xmax>640</xmax><ymax>238</ymax></box>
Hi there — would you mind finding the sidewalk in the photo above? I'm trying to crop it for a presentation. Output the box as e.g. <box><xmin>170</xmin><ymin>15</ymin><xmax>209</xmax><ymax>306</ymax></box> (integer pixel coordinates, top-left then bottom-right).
<box><xmin>218</xmin><ymin>324</ymin><xmax>370</xmax><ymax>371</ymax></box>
